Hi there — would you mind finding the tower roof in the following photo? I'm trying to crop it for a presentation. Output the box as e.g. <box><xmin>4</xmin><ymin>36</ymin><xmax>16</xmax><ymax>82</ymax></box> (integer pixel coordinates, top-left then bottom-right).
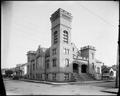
<box><xmin>50</xmin><ymin>8</ymin><xmax>72</xmax><ymax>22</ymax></box>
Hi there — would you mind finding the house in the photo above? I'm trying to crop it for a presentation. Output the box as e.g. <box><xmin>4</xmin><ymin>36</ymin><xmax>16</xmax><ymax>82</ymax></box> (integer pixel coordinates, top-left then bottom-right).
<box><xmin>102</xmin><ymin>65</ymin><xmax>117</xmax><ymax>80</ymax></box>
<box><xmin>15</xmin><ymin>63</ymin><xmax>27</xmax><ymax>78</ymax></box>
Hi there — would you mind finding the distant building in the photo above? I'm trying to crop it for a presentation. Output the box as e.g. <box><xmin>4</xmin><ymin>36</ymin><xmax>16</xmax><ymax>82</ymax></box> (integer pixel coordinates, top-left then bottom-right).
<box><xmin>26</xmin><ymin>8</ymin><xmax>103</xmax><ymax>81</ymax></box>
<box><xmin>102</xmin><ymin>65</ymin><xmax>117</xmax><ymax>80</ymax></box>
<box><xmin>1</xmin><ymin>68</ymin><xmax>8</xmax><ymax>76</ymax></box>
<box><xmin>15</xmin><ymin>63</ymin><xmax>27</xmax><ymax>78</ymax></box>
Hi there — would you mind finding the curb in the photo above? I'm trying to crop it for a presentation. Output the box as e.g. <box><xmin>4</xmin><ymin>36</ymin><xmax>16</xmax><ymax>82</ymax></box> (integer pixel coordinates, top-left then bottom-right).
<box><xmin>20</xmin><ymin>79</ymin><xmax>68</xmax><ymax>85</ymax></box>
<box><xmin>4</xmin><ymin>78</ymin><xmax>115</xmax><ymax>85</ymax></box>
<box><xmin>19</xmin><ymin>79</ymin><xmax>110</xmax><ymax>85</ymax></box>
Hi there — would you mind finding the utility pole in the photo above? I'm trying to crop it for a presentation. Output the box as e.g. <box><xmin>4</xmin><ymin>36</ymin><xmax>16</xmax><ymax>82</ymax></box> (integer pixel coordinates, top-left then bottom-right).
<box><xmin>115</xmin><ymin>23</ymin><xmax>119</xmax><ymax>88</ymax></box>
<box><xmin>115</xmin><ymin>43</ymin><xmax>119</xmax><ymax>88</ymax></box>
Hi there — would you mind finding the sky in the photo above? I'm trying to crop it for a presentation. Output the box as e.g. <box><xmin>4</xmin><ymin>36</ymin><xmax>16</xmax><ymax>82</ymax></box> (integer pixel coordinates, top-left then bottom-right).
<box><xmin>1</xmin><ymin>1</ymin><xmax>119</xmax><ymax>68</ymax></box>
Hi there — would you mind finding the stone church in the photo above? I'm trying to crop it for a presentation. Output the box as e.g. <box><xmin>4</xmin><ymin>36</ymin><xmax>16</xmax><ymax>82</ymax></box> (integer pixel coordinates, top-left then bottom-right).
<box><xmin>26</xmin><ymin>8</ymin><xmax>103</xmax><ymax>81</ymax></box>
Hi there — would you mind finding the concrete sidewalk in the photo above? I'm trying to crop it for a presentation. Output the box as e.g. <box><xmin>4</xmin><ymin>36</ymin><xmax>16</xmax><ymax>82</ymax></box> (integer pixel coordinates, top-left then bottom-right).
<box><xmin>101</xmin><ymin>88</ymin><xmax>119</xmax><ymax>94</ymax></box>
<box><xmin>19</xmin><ymin>79</ymin><xmax>113</xmax><ymax>85</ymax></box>
<box><xmin>4</xmin><ymin>78</ymin><xmax>115</xmax><ymax>85</ymax></box>
<box><xmin>20</xmin><ymin>79</ymin><xmax>69</xmax><ymax>85</ymax></box>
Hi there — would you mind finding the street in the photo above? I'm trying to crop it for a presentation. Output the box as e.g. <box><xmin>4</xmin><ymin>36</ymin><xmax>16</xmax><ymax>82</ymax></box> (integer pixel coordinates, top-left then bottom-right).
<box><xmin>3</xmin><ymin>79</ymin><xmax>118</xmax><ymax>95</ymax></box>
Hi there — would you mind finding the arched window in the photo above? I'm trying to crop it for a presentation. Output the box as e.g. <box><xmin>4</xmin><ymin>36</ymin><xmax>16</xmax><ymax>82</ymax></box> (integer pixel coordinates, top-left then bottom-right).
<box><xmin>54</xmin><ymin>31</ymin><xmax>58</xmax><ymax>44</ymax></box>
<box><xmin>63</xmin><ymin>30</ymin><xmax>68</xmax><ymax>43</ymax></box>
<box><xmin>110</xmin><ymin>71</ymin><xmax>114</xmax><ymax>76</ymax></box>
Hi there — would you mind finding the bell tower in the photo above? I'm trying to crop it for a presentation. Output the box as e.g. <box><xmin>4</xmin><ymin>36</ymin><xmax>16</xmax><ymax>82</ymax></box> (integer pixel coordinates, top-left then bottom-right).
<box><xmin>50</xmin><ymin>8</ymin><xmax>73</xmax><ymax>81</ymax></box>
<box><xmin>50</xmin><ymin>8</ymin><xmax>72</xmax><ymax>46</ymax></box>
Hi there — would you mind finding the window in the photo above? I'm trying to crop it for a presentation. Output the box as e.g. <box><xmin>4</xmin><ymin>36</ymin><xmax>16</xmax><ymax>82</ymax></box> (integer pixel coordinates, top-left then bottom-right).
<box><xmin>92</xmin><ymin>63</ymin><xmax>94</xmax><ymax>69</ymax></box>
<box><xmin>46</xmin><ymin>74</ymin><xmax>48</xmax><ymax>80</ymax></box>
<box><xmin>52</xmin><ymin>73</ymin><xmax>56</xmax><ymax>80</ymax></box>
<box><xmin>46</xmin><ymin>59</ymin><xmax>49</xmax><ymax>69</ymax></box>
<box><xmin>53</xmin><ymin>58</ymin><xmax>57</xmax><ymax>67</ymax></box>
<box><xmin>63</xmin><ymin>30</ymin><xmax>68</xmax><ymax>43</ymax></box>
<box><xmin>54</xmin><ymin>31</ymin><xmax>58</xmax><ymax>44</ymax></box>
<box><xmin>33</xmin><ymin>64</ymin><xmax>35</xmax><ymax>70</ymax></box>
<box><xmin>64</xmin><ymin>73</ymin><xmax>69</xmax><ymax>80</ymax></box>
<box><xmin>47</xmin><ymin>63</ymin><xmax>49</xmax><ymax>69</ymax></box>
<box><xmin>64</xmin><ymin>48</ymin><xmax>69</xmax><ymax>54</ymax></box>
<box><xmin>92</xmin><ymin>53</ymin><xmax>94</xmax><ymax>59</ymax></box>
<box><xmin>52</xmin><ymin>48</ymin><xmax>56</xmax><ymax>55</ymax></box>
<box><xmin>65</xmin><ymin>58</ymin><xmax>69</xmax><ymax>67</ymax></box>
<box><xmin>110</xmin><ymin>71</ymin><xmax>114</xmax><ymax>76</ymax></box>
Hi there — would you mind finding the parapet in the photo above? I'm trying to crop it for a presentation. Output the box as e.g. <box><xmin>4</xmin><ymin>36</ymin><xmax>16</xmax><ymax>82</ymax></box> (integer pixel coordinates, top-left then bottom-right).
<box><xmin>80</xmin><ymin>45</ymin><xmax>96</xmax><ymax>51</ymax></box>
<box><xmin>27</xmin><ymin>51</ymin><xmax>36</xmax><ymax>55</ymax></box>
<box><xmin>50</xmin><ymin>8</ymin><xmax>73</xmax><ymax>22</ymax></box>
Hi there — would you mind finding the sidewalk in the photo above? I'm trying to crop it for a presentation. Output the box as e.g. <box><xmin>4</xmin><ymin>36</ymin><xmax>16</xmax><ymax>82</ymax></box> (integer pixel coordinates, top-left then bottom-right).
<box><xmin>4</xmin><ymin>78</ymin><xmax>115</xmax><ymax>85</ymax></box>
<box><xmin>101</xmin><ymin>88</ymin><xmax>119</xmax><ymax>94</ymax></box>
<box><xmin>19</xmin><ymin>79</ymin><xmax>113</xmax><ymax>85</ymax></box>
<box><xmin>20</xmin><ymin>79</ymin><xmax>68</xmax><ymax>85</ymax></box>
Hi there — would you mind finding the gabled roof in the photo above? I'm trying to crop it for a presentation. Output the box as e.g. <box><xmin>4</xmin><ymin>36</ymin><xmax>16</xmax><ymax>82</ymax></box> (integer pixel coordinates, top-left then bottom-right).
<box><xmin>102</xmin><ymin>66</ymin><xmax>117</xmax><ymax>73</ymax></box>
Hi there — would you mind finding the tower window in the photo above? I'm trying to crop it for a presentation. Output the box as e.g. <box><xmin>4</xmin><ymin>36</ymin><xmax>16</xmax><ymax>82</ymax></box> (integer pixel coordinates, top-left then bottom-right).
<box><xmin>54</xmin><ymin>31</ymin><xmax>58</xmax><ymax>44</ymax></box>
<box><xmin>63</xmin><ymin>30</ymin><xmax>68</xmax><ymax>43</ymax></box>
<box><xmin>53</xmin><ymin>58</ymin><xmax>57</xmax><ymax>67</ymax></box>
<box><xmin>64</xmin><ymin>48</ymin><xmax>69</xmax><ymax>54</ymax></box>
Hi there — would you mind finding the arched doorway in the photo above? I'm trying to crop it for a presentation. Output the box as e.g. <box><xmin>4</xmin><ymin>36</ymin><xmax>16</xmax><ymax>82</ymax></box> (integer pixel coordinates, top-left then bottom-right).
<box><xmin>81</xmin><ymin>64</ymin><xmax>87</xmax><ymax>73</ymax></box>
<box><xmin>73</xmin><ymin>63</ymin><xmax>79</xmax><ymax>73</ymax></box>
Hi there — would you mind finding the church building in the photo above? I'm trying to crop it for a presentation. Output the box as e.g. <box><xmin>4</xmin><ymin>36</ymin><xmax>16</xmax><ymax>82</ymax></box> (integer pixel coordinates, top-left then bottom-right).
<box><xmin>26</xmin><ymin>8</ymin><xmax>103</xmax><ymax>81</ymax></box>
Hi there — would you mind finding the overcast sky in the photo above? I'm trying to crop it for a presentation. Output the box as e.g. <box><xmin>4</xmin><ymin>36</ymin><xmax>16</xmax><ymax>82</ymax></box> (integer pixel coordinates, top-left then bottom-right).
<box><xmin>1</xmin><ymin>1</ymin><xmax>119</xmax><ymax>68</ymax></box>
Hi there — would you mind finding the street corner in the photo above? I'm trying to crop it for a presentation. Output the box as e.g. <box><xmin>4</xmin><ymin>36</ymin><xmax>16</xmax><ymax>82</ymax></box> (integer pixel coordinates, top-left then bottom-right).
<box><xmin>101</xmin><ymin>88</ymin><xmax>119</xmax><ymax>95</ymax></box>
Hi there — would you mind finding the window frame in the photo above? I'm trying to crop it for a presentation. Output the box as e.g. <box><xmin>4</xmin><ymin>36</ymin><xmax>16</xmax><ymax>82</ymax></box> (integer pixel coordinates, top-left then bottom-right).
<box><xmin>53</xmin><ymin>58</ymin><xmax>57</xmax><ymax>67</ymax></box>
<box><xmin>63</xmin><ymin>30</ymin><xmax>68</xmax><ymax>43</ymax></box>
<box><xmin>53</xmin><ymin>31</ymin><xmax>58</xmax><ymax>44</ymax></box>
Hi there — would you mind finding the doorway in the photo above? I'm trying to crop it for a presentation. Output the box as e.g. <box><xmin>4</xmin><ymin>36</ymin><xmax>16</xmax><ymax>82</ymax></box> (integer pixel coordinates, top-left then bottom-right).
<box><xmin>73</xmin><ymin>63</ymin><xmax>79</xmax><ymax>73</ymax></box>
<box><xmin>81</xmin><ymin>64</ymin><xmax>87</xmax><ymax>73</ymax></box>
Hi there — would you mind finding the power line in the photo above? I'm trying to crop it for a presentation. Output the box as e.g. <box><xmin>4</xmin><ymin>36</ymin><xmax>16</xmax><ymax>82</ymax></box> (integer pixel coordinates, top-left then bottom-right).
<box><xmin>79</xmin><ymin>3</ymin><xmax>118</xmax><ymax>29</ymax></box>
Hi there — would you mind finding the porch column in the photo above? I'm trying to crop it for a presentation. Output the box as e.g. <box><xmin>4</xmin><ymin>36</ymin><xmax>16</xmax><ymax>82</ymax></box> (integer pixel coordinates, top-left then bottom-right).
<box><xmin>78</xmin><ymin>64</ymin><xmax>81</xmax><ymax>74</ymax></box>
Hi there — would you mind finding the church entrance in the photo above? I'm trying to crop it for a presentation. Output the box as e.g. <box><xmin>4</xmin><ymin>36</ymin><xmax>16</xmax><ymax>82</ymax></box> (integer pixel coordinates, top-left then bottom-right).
<box><xmin>73</xmin><ymin>63</ymin><xmax>79</xmax><ymax>73</ymax></box>
<box><xmin>81</xmin><ymin>64</ymin><xmax>87</xmax><ymax>73</ymax></box>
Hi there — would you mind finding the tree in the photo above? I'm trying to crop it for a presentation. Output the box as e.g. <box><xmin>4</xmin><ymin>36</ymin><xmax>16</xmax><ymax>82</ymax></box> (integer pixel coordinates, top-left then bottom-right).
<box><xmin>5</xmin><ymin>70</ymin><xmax>13</xmax><ymax>77</ymax></box>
